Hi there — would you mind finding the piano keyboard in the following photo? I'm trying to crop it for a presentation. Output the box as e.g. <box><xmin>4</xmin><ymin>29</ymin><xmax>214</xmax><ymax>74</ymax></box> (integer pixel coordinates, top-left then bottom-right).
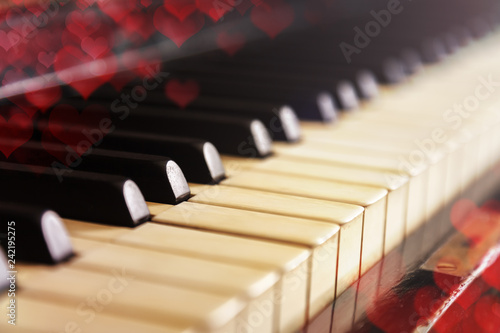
<box><xmin>1</xmin><ymin>0</ymin><xmax>500</xmax><ymax>332</ymax></box>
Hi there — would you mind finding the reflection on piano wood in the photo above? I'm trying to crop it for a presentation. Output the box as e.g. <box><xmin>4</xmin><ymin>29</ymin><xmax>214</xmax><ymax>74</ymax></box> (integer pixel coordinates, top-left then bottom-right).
<box><xmin>1</xmin><ymin>0</ymin><xmax>500</xmax><ymax>332</ymax></box>
<box><xmin>310</xmin><ymin>187</ymin><xmax>500</xmax><ymax>333</ymax></box>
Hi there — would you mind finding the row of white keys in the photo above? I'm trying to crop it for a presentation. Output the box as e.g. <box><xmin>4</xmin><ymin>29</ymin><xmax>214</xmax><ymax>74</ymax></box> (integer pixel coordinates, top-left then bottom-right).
<box><xmin>150</xmin><ymin>198</ymin><xmax>352</xmax><ymax>323</ymax></box>
<box><xmin>4</xmin><ymin>269</ymin><xmax>244</xmax><ymax>333</ymax></box>
<box><xmin>219</xmin><ymin>170</ymin><xmax>388</xmax><ymax>273</ymax></box>
<box><xmin>4</xmin><ymin>236</ymin><xmax>270</xmax><ymax>333</ymax></box>
<box><xmin>71</xmin><ymin>238</ymin><xmax>280</xmax><ymax>332</ymax></box>
<box><xmin>291</xmin><ymin>113</ymin><xmax>498</xmax><ymax>236</ymax></box>
<box><xmin>0</xmin><ymin>239</ymin><xmax>199</xmax><ymax>333</ymax></box>
<box><xmin>0</xmin><ymin>240</ymin><xmax>195</xmax><ymax>333</ymax></box>
<box><xmin>0</xmin><ymin>294</ymin><xmax>191</xmax><ymax>333</ymax></box>
<box><xmin>150</xmin><ymin>180</ymin><xmax>383</xmax><ymax>330</ymax></box>
<box><xmin>353</xmin><ymin>82</ymin><xmax>500</xmax><ymax>193</ymax></box>
<box><xmin>63</xmin><ymin>218</ymin><xmax>316</xmax><ymax>332</ymax></box>
<box><xmin>180</xmin><ymin>185</ymin><xmax>368</xmax><ymax>301</ymax></box>
<box><xmin>309</xmin><ymin>110</ymin><xmax>464</xmax><ymax>201</ymax></box>
<box><xmin>196</xmin><ymin>127</ymin><xmax>391</xmax><ymax>281</ymax></box>
<box><xmin>221</xmin><ymin>155</ymin><xmax>409</xmax><ymax>255</ymax></box>
<box><xmin>297</xmin><ymin>117</ymin><xmax>454</xmax><ymax>221</ymax></box>
<box><xmin>271</xmin><ymin>138</ymin><xmax>428</xmax><ymax>236</ymax></box>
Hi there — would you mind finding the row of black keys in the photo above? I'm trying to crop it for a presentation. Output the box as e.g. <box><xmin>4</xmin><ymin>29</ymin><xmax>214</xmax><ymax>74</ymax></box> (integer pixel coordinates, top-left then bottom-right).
<box><xmin>77</xmin><ymin>0</ymin><xmax>500</xmax><ymax>122</ymax></box>
<box><xmin>0</xmin><ymin>94</ymin><xmax>301</xmax><ymax>270</ymax></box>
<box><xmin>0</xmin><ymin>83</ymin><xmax>304</xmax><ymax>268</ymax></box>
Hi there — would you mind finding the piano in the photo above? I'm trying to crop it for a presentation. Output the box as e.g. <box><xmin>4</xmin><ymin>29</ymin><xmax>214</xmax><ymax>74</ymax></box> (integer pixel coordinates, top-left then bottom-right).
<box><xmin>1</xmin><ymin>0</ymin><xmax>500</xmax><ymax>332</ymax></box>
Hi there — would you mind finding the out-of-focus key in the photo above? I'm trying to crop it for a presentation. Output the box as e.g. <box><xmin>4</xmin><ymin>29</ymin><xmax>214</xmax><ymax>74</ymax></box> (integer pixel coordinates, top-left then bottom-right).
<box><xmin>16</xmin><ymin>266</ymin><xmax>246</xmax><ymax>333</ymax></box>
<box><xmin>56</xmin><ymin>219</ymin><xmax>311</xmax><ymax>333</ymax></box>
<box><xmin>69</xmin><ymin>242</ymin><xmax>279</xmax><ymax>333</ymax></box>
<box><xmin>0</xmin><ymin>295</ymin><xmax>186</xmax><ymax>333</ymax></box>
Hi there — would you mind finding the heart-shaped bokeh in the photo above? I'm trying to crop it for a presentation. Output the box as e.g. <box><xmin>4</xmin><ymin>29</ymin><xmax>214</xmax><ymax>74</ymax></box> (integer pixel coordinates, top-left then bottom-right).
<box><xmin>47</xmin><ymin>104</ymin><xmax>112</xmax><ymax>157</ymax></box>
<box><xmin>164</xmin><ymin>0</ymin><xmax>198</xmax><ymax>21</ymax></box>
<box><xmin>164</xmin><ymin>78</ymin><xmax>200</xmax><ymax>108</ymax></box>
<box><xmin>154</xmin><ymin>8</ymin><xmax>205</xmax><ymax>47</ymax></box>
<box><xmin>0</xmin><ymin>111</ymin><xmax>33</xmax><ymax>158</ymax></box>
<box><xmin>216</xmin><ymin>30</ymin><xmax>246</xmax><ymax>56</ymax></box>
<box><xmin>250</xmin><ymin>0</ymin><xmax>294</xmax><ymax>39</ymax></box>
<box><xmin>54</xmin><ymin>45</ymin><xmax>116</xmax><ymax>99</ymax></box>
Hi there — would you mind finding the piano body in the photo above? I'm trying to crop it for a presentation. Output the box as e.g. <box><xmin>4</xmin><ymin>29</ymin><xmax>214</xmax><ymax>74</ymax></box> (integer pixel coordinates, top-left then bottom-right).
<box><xmin>1</xmin><ymin>0</ymin><xmax>500</xmax><ymax>332</ymax></box>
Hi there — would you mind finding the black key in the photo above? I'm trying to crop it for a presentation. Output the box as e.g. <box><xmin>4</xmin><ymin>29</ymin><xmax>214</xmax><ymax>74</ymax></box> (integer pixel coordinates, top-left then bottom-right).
<box><xmin>121</xmin><ymin>108</ymin><xmax>274</xmax><ymax>158</ymax></box>
<box><xmin>78</xmin><ymin>94</ymin><xmax>301</xmax><ymax>142</ymax></box>
<box><xmin>0</xmin><ymin>203</ymin><xmax>74</xmax><ymax>264</ymax></box>
<box><xmin>467</xmin><ymin>16</ymin><xmax>493</xmax><ymax>39</ymax></box>
<box><xmin>165</xmin><ymin>63</ymin><xmax>360</xmax><ymax>111</ymax></box>
<box><xmin>6</xmin><ymin>140</ymin><xmax>191</xmax><ymax>204</ymax></box>
<box><xmin>450</xmin><ymin>26</ymin><xmax>474</xmax><ymax>47</ymax></box>
<box><xmin>225</xmin><ymin>32</ymin><xmax>408</xmax><ymax>84</ymax></box>
<box><xmin>399</xmin><ymin>49</ymin><xmax>424</xmax><ymax>74</ymax></box>
<box><xmin>306</xmin><ymin>58</ymin><xmax>405</xmax><ymax>85</ymax></box>
<box><xmin>72</xmin><ymin>149</ymin><xmax>191</xmax><ymax>205</ymax></box>
<box><xmin>47</xmin><ymin>104</ymin><xmax>273</xmax><ymax>158</ymax></box>
<box><xmin>89</xmin><ymin>72</ymin><xmax>336</xmax><ymax>122</ymax></box>
<box><xmin>364</xmin><ymin>57</ymin><xmax>407</xmax><ymax>84</ymax></box>
<box><xmin>419</xmin><ymin>37</ymin><xmax>448</xmax><ymax>63</ymax></box>
<box><xmin>174</xmin><ymin>99</ymin><xmax>302</xmax><ymax>142</ymax></box>
<box><xmin>0</xmin><ymin>162</ymin><xmax>149</xmax><ymax>227</ymax></box>
<box><xmin>333</xmin><ymin>69</ymin><xmax>380</xmax><ymax>100</ymax></box>
<box><xmin>168</xmin><ymin>77</ymin><xmax>337</xmax><ymax>121</ymax></box>
<box><xmin>241</xmin><ymin>50</ymin><xmax>406</xmax><ymax>84</ymax></box>
<box><xmin>105</xmin><ymin>78</ymin><xmax>335</xmax><ymax>122</ymax></box>
<box><xmin>99</xmin><ymin>132</ymin><xmax>226</xmax><ymax>184</ymax></box>
<box><xmin>199</xmin><ymin>57</ymin><xmax>380</xmax><ymax>100</ymax></box>
<box><xmin>133</xmin><ymin>94</ymin><xmax>300</xmax><ymax>141</ymax></box>
<box><xmin>21</xmin><ymin>116</ymin><xmax>226</xmax><ymax>185</ymax></box>
<box><xmin>442</xmin><ymin>31</ymin><xmax>461</xmax><ymax>54</ymax></box>
<box><xmin>332</xmin><ymin>80</ymin><xmax>360</xmax><ymax>110</ymax></box>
